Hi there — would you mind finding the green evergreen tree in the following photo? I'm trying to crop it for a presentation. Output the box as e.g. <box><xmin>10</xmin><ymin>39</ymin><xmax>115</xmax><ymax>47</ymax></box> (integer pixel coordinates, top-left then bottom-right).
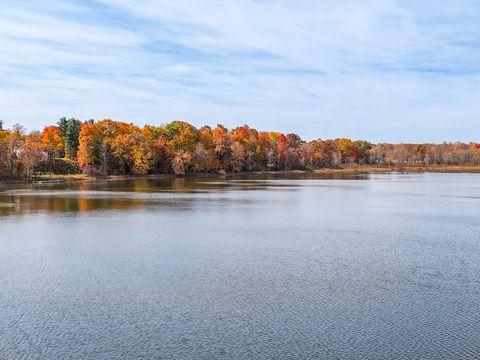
<box><xmin>57</xmin><ymin>117</ymin><xmax>81</xmax><ymax>159</ymax></box>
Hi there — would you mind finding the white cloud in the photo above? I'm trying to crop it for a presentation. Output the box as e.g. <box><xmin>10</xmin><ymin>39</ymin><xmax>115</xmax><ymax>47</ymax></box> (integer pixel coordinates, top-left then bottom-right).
<box><xmin>0</xmin><ymin>0</ymin><xmax>479</xmax><ymax>142</ymax></box>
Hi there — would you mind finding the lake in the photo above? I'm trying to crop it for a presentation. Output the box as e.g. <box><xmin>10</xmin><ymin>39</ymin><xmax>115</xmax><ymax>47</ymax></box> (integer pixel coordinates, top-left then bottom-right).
<box><xmin>0</xmin><ymin>173</ymin><xmax>479</xmax><ymax>359</ymax></box>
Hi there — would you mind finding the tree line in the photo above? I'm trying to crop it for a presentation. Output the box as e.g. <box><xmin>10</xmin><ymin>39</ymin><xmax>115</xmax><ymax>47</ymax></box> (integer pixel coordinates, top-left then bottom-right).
<box><xmin>1</xmin><ymin>118</ymin><xmax>479</xmax><ymax>179</ymax></box>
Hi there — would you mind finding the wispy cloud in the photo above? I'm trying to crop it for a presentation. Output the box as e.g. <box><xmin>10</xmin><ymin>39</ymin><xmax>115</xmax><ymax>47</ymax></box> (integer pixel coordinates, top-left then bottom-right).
<box><xmin>1</xmin><ymin>0</ymin><xmax>479</xmax><ymax>142</ymax></box>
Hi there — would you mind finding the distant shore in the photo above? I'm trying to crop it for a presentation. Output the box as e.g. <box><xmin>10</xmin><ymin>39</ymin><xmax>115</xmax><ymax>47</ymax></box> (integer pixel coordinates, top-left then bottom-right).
<box><xmin>1</xmin><ymin>165</ymin><xmax>480</xmax><ymax>185</ymax></box>
<box><xmin>312</xmin><ymin>165</ymin><xmax>480</xmax><ymax>174</ymax></box>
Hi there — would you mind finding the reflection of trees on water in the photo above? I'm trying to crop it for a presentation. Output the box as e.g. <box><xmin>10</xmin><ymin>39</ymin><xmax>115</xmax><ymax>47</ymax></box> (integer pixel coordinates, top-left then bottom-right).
<box><xmin>0</xmin><ymin>173</ymin><xmax>364</xmax><ymax>216</ymax></box>
<box><xmin>0</xmin><ymin>193</ymin><xmax>200</xmax><ymax>216</ymax></box>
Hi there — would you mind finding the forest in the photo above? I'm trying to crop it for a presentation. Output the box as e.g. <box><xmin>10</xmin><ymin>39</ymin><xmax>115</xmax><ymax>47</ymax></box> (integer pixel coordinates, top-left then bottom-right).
<box><xmin>1</xmin><ymin>118</ymin><xmax>479</xmax><ymax>179</ymax></box>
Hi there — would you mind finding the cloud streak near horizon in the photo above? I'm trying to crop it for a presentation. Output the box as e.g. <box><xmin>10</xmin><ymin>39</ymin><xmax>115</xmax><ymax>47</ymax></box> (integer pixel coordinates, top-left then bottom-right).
<box><xmin>1</xmin><ymin>0</ymin><xmax>479</xmax><ymax>142</ymax></box>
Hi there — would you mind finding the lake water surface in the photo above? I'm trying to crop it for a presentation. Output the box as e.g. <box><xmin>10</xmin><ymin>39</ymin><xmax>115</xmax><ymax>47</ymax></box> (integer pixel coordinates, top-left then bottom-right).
<box><xmin>1</xmin><ymin>173</ymin><xmax>479</xmax><ymax>359</ymax></box>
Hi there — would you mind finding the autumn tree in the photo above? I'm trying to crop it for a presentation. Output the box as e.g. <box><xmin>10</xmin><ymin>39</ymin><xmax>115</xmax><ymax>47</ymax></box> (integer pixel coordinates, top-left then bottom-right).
<box><xmin>369</xmin><ymin>144</ymin><xmax>394</xmax><ymax>166</ymax></box>
<box><xmin>142</xmin><ymin>125</ymin><xmax>169</xmax><ymax>173</ymax></box>
<box><xmin>41</xmin><ymin>125</ymin><xmax>63</xmax><ymax>173</ymax></box>
<box><xmin>212</xmin><ymin>124</ymin><xmax>232</xmax><ymax>172</ymax></box>
<box><xmin>285</xmin><ymin>133</ymin><xmax>304</xmax><ymax>169</ymax></box>
<box><xmin>172</xmin><ymin>150</ymin><xmax>192</xmax><ymax>175</ymax></box>
<box><xmin>230</xmin><ymin>141</ymin><xmax>245</xmax><ymax>172</ymax></box>
<box><xmin>111</xmin><ymin>133</ymin><xmax>153</xmax><ymax>175</ymax></box>
<box><xmin>77</xmin><ymin>122</ymin><xmax>101</xmax><ymax>169</ymax></box>
<box><xmin>0</xmin><ymin>127</ymin><xmax>10</xmax><ymax>177</ymax></box>
<box><xmin>18</xmin><ymin>132</ymin><xmax>45</xmax><ymax>178</ymax></box>
<box><xmin>3</xmin><ymin>117</ymin><xmax>480</xmax><ymax>178</ymax></box>
<box><xmin>1</xmin><ymin>125</ymin><xmax>26</xmax><ymax>177</ymax></box>
<box><xmin>232</xmin><ymin>125</ymin><xmax>258</xmax><ymax>171</ymax></box>
<box><xmin>192</xmin><ymin>143</ymin><xmax>214</xmax><ymax>172</ymax></box>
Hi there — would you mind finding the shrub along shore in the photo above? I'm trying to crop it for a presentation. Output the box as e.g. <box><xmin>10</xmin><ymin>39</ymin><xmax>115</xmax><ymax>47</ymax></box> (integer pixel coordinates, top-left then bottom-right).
<box><xmin>1</xmin><ymin>118</ymin><xmax>479</xmax><ymax>181</ymax></box>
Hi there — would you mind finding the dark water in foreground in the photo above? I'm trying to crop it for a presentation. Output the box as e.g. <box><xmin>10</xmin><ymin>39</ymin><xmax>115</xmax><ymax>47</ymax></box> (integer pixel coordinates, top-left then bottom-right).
<box><xmin>0</xmin><ymin>173</ymin><xmax>479</xmax><ymax>359</ymax></box>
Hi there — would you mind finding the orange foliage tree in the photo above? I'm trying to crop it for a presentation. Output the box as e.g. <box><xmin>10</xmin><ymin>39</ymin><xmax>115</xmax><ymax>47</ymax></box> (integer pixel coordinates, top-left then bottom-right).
<box><xmin>1</xmin><ymin>117</ymin><xmax>479</xmax><ymax>179</ymax></box>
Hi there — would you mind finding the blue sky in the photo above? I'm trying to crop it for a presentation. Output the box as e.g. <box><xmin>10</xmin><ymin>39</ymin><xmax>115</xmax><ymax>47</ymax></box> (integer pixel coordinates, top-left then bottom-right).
<box><xmin>1</xmin><ymin>0</ymin><xmax>479</xmax><ymax>142</ymax></box>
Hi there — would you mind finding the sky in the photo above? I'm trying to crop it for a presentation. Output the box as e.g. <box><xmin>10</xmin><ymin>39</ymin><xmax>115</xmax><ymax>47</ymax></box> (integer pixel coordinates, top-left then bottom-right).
<box><xmin>1</xmin><ymin>0</ymin><xmax>479</xmax><ymax>142</ymax></box>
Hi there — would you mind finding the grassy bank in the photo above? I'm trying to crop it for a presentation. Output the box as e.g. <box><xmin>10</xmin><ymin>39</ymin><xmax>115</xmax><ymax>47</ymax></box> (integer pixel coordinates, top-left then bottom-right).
<box><xmin>2</xmin><ymin>165</ymin><xmax>480</xmax><ymax>184</ymax></box>
<box><xmin>312</xmin><ymin>165</ymin><xmax>480</xmax><ymax>174</ymax></box>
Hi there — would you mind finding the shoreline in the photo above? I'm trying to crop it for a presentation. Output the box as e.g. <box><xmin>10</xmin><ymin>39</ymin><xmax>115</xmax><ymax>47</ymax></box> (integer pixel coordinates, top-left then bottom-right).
<box><xmin>2</xmin><ymin>165</ymin><xmax>480</xmax><ymax>184</ymax></box>
<box><xmin>312</xmin><ymin>165</ymin><xmax>480</xmax><ymax>174</ymax></box>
